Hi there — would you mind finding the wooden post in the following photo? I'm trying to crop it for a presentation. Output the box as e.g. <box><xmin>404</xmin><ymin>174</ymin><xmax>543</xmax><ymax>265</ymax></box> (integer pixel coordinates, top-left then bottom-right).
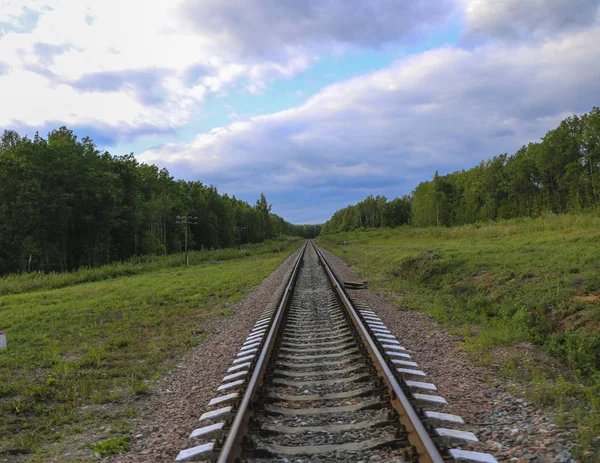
<box><xmin>177</xmin><ymin>213</ymin><xmax>198</xmax><ymax>267</ymax></box>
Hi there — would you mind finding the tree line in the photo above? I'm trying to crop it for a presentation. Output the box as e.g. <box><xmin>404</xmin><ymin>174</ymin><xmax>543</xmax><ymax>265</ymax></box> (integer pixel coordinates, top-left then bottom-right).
<box><xmin>322</xmin><ymin>107</ymin><xmax>600</xmax><ymax>233</ymax></box>
<box><xmin>0</xmin><ymin>127</ymin><xmax>320</xmax><ymax>275</ymax></box>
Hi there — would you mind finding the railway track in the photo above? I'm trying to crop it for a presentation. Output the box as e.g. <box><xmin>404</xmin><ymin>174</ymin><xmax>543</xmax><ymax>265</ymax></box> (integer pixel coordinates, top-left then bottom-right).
<box><xmin>176</xmin><ymin>241</ymin><xmax>497</xmax><ymax>463</ymax></box>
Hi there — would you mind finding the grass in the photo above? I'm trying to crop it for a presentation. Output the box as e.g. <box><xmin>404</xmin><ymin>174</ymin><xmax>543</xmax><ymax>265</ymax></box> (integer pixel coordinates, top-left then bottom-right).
<box><xmin>87</xmin><ymin>436</ymin><xmax>130</xmax><ymax>456</ymax></box>
<box><xmin>317</xmin><ymin>213</ymin><xmax>600</xmax><ymax>459</ymax></box>
<box><xmin>0</xmin><ymin>237</ymin><xmax>301</xmax><ymax>461</ymax></box>
<box><xmin>0</xmin><ymin>237</ymin><xmax>298</xmax><ymax>296</ymax></box>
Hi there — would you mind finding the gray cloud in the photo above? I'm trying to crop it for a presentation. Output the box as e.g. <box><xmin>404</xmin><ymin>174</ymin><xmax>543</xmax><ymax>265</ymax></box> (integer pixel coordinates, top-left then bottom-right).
<box><xmin>0</xmin><ymin>61</ymin><xmax>10</xmax><ymax>75</ymax></box>
<box><xmin>182</xmin><ymin>62</ymin><xmax>214</xmax><ymax>87</ymax></box>
<box><xmin>6</xmin><ymin>119</ymin><xmax>176</xmax><ymax>148</ymax></box>
<box><xmin>463</xmin><ymin>0</ymin><xmax>600</xmax><ymax>42</ymax></box>
<box><xmin>69</xmin><ymin>68</ymin><xmax>171</xmax><ymax>105</ymax></box>
<box><xmin>33</xmin><ymin>42</ymin><xmax>72</xmax><ymax>66</ymax></box>
<box><xmin>140</xmin><ymin>25</ymin><xmax>600</xmax><ymax>222</ymax></box>
<box><xmin>23</xmin><ymin>63</ymin><xmax>56</xmax><ymax>79</ymax></box>
<box><xmin>179</xmin><ymin>0</ymin><xmax>454</xmax><ymax>58</ymax></box>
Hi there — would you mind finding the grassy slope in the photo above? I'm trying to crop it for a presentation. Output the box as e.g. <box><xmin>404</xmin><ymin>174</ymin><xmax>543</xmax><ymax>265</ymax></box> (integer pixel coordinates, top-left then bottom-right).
<box><xmin>0</xmin><ymin>237</ymin><xmax>301</xmax><ymax>460</ymax></box>
<box><xmin>318</xmin><ymin>214</ymin><xmax>599</xmax><ymax>457</ymax></box>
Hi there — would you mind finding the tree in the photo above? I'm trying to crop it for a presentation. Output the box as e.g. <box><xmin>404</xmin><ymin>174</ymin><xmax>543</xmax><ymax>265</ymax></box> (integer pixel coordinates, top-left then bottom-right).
<box><xmin>0</xmin><ymin>129</ymin><xmax>311</xmax><ymax>275</ymax></box>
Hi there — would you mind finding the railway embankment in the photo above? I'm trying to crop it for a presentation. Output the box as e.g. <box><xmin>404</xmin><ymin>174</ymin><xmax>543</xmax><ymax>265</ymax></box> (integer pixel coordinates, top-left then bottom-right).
<box><xmin>318</xmin><ymin>214</ymin><xmax>600</xmax><ymax>460</ymax></box>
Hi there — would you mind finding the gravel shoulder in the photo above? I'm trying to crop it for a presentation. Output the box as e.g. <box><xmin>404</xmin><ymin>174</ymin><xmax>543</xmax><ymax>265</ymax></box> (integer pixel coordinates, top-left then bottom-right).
<box><xmin>104</xmin><ymin>250</ymin><xmax>300</xmax><ymax>463</ymax></box>
<box><xmin>319</xmin><ymin>247</ymin><xmax>579</xmax><ymax>463</ymax></box>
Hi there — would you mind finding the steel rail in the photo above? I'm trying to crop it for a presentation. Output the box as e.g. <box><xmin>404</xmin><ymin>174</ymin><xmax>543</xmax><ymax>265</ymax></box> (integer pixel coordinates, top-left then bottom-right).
<box><xmin>216</xmin><ymin>241</ymin><xmax>307</xmax><ymax>463</ymax></box>
<box><xmin>312</xmin><ymin>241</ymin><xmax>445</xmax><ymax>463</ymax></box>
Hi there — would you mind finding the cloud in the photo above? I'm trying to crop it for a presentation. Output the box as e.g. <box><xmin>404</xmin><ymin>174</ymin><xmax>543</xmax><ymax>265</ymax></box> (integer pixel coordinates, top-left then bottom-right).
<box><xmin>85</xmin><ymin>8</ymin><xmax>94</xmax><ymax>25</ymax></box>
<box><xmin>0</xmin><ymin>0</ymin><xmax>324</xmax><ymax>141</ymax></box>
<box><xmin>33</xmin><ymin>42</ymin><xmax>72</xmax><ymax>65</ymax></box>
<box><xmin>3</xmin><ymin>117</ymin><xmax>179</xmax><ymax>148</ymax></box>
<box><xmin>463</xmin><ymin>0</ymin><xmax>600</xmax><ymax>41</ymax></box>
<box><xmin>69</xmin><ymin>68</ymin><xmax>171</xmax><ymax>105</ymax></box>
<box><xmin>182</xmin><ymin>62</ymin><xmax>214</xmax><ymax>87</ymax></box>
<box><xmin>139</xmin><ymin>24</ymin><xmax>600</xmax><ymax>222</ymax></box>
<box><xmin>179</xmin><ymin>0</ymin><xmax>454</xmax><ymax>59</ymax></box>
<box><xmin>22</xmin><ymin>62</ymin><xmax>56</xmax><ymax>79</ymax></box>
<box><xmin>0</xmin><ymin>4</ymin><xmax>42</xmax><ymax>34</ymax></box>
<box><xmin>1</xmin><ymin>0</ymin><xmax>598</xmax><ymax>223</ymax></box>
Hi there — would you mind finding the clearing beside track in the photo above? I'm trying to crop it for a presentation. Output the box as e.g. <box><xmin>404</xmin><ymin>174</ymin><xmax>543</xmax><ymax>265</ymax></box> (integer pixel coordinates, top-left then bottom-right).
<box><xmin>0</xmin><ymin>237</ymin><xmax>300</xmax><ymax>461</ymax></box>
<box><xmin>318</xmin><ymin>213</ymin><xmax>600</xmax><ymax>458</ymax></box>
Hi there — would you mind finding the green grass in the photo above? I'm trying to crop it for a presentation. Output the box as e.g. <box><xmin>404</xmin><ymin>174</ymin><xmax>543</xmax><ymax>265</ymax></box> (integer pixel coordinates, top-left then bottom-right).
<box><xmin>87</xmin><ymin>436</ymin><xmax>130</xmax><ymax>456</ymax></box>
<box><xmin>318</xmin><ymin>213</ymin><xmax>600</xmax><ymax>458</ymax></box>
<box><xmin>0</xmin><ymin>236</ymin><xmax>299</xmax><ymax>296</ymax></box>
<box><xmin>0</xmin><ymin>237</ymin><xmax>301</xmax><ymax>461</ymax></box>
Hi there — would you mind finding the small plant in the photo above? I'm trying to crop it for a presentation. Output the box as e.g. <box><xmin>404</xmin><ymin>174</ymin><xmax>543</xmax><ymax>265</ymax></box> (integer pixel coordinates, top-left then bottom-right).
<box><xmin>130</xmin><ymin>381</ymin><xmax>149</xmax><ymax>395</ymax></box>
<box><xmin>88</xmin><ymin>436</ymin><xmax>130</xmax><ymax>456</ymax></box>
<box><xmin>105</xmin><ymin>338</ymin><xmax>132</xmax><ymax>351</ymax></box>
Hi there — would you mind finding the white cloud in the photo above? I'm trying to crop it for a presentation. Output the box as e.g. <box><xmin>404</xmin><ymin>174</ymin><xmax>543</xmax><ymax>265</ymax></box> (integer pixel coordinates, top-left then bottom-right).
<box><xmin>139</xmin><ymin>23</ymin><xmax>600</xmax><ymax>220</ymax></box>
<box><xmin>0</xmin><ymin>0</ymin><xmax>317</xmax><ymax>140</ymax></box>
<box><xmin>1</xmin><ymin>0</ymin><xmax>599</xmax><ymax>222</ymax></box>
<box><xmin>0</xmin><ymin>0</ymin><xmax>454</xmax><ymax>143</ymax></box>
<box><xmin>462</xmin><ymin>0</ymin><xmax>600</xmax><ymax>41</ymax></box>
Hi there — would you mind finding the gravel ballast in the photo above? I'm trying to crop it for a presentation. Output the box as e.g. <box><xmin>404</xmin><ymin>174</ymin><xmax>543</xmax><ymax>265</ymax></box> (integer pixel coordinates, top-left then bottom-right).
<box><xmin>105</xmin><ymin>250</ymin><xmax>300</xmax><ymax>463</ymax></box>
<box><xmin>104</xmin><ymin>243</ymin><xmax>579</xmax><ymax>462</ymax></box>
<box><xmin>241</xmin><ymin>244</ymin><xmax>403</xmax><ymax>463</ymax></box>
<box><xmin>318</xmin><ymin>247</ymin><xmax>579</xmax><ymax>463</ymax></box>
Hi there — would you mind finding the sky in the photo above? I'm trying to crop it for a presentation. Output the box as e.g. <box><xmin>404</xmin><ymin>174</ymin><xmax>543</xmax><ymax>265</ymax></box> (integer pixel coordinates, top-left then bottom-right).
<box><xmin>1</xmin><ymin>0</ymin><xmax>599</xmax><ymax>223</ymax></box>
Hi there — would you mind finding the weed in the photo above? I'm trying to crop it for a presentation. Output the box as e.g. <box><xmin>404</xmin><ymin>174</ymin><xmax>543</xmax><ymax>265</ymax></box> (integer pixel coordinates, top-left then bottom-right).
<box><xmin>88</xmin><ymin>436</ymin><xmax>130</xmax><ymax>456</ymax></box>
<box><xmin>130</xmin><ymin>381</ymin><xmax>149</xmax><ymax>395</ymax></box>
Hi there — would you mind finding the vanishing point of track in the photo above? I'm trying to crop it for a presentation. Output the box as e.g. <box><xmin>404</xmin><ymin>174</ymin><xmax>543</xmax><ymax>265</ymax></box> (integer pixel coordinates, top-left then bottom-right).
<box><xmin>176</xmin><ymin>241</ymin><xmax>497</xmax><ymax>463</ymax></box>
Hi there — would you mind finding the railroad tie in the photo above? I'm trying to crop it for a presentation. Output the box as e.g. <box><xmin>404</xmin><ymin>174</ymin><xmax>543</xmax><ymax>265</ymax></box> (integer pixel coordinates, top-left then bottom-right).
<box><xmin>176</xmin><ymin>242</ymin><xmax>497</xmax><ymax>463</ymax></box>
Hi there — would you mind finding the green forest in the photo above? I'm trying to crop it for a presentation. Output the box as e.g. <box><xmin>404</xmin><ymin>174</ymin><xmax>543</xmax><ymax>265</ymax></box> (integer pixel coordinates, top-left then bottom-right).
<box><xmin>0</xmin><ymin>127</ymin><xmax>319</xmax><ymax>275</ymax></box>
<box><xmin>323</xmin><ymin>107</ymin><xmax>600</xmax><ymax>233</ymax></box>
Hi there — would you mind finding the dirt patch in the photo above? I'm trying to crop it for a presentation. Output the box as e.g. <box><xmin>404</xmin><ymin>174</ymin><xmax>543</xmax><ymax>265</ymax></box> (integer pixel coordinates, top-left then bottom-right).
<box><xmin>488</xmin><ymin>343</ymin><xmax>571</xmax><ymax>380</ymax></box>
<box><xmin>391</xmin><ymin>250</ymin><xmax>440</xmax><ymax>278</ymax></box>
<box><xmin>573</xmin><ymin>294</ymin><xmax>600</xmax><ymax>304</ymax></box>
<box><xmin>471</xmin><ymin>271</ymin><xmax>499</xmax><ymax>289</ymax></box>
